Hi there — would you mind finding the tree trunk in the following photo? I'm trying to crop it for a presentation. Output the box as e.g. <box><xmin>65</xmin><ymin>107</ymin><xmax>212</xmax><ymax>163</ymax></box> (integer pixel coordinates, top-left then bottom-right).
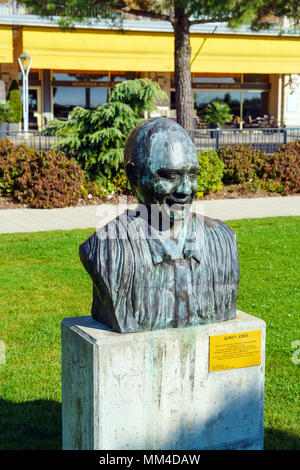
<box><xmin>173</xmin><ymin>8</ymin><xmax>193</xmax><ymax>130</ymax></box>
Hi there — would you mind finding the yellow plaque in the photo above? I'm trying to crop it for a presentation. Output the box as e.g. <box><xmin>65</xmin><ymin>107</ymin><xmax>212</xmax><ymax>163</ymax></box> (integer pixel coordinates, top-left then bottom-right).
<box><xmin>209</xmin><ymin>330</ymin><xmax>262</xmax><ymax>372</ymax></box>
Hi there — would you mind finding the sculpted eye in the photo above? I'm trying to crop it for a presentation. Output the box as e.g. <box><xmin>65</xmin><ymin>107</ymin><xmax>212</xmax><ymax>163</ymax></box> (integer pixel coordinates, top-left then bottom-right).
<box><xmin>157</xmin><ymin>170</ymin><xmax>179</xmax><ymax>180</ymax></box>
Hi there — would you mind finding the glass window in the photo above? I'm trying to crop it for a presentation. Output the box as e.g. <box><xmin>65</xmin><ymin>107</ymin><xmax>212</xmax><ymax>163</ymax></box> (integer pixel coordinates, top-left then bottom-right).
<box><xmin>193</xmin><ymin>90</ymin><xmax>267</xmax><ymax>124</ymax></box>
<box><xmin>53</xmin><ymin>87</ymin><xmax>86</xmax><ymax>119</ymax></box>
<box><xmin>193</xmin><ymin>76</ymin><xmax>241</xmax><ymax>84</ymax></box>
<box><xmin>111</xmin><ymin>72</ymin><xmax>140</xmax><ymax>83</ymax></box>
<box><xmin>243</xmin><ymin>74</ymin><xmax>269</xmax><ymax>83</ymax></box>
<box><xmin>111</xmin><ymin>74</ymin><xmax>127</xmax><ymax>83</ymax></box>
<box><xmin>194</xmin><ymin>91</ymin><xmax>241</xmax><ymax>118</ymax></box>
<box><xmin>52</xmin><ymin>86</ymin><xmax>109</xmax><ymax>118</ymax></box>
<box><xmin>242</xmin><ymin>91</ymin><xmax>264</xmax><ymax>119</ymax></box>
<box><xmin>90</xmin><ymin>88</ymin><xmax>108</xmax><ymax>108</ymax></box>
<box><xmin>89</xmin><ymin>74</ymin><xmax>109</xmax><ymax>82</ymax></box>
<box><xmin>52</xmin><ymin>72</ymin><xmax>109</xmax><ymax>82</ymax></box>
<box><xmin>52</xmin><ymin>73</ymin><xmax>74</xmax><ymax>81</ymax></box>
<box><xmin>18</xmin><ymin>71</ymin><xmax>40</xmax><ymax>81</ymax></box>
<box><xmin>171</xmin><ymin>73</ymin><xmax>241</xmax><ymax>87</ymax></box>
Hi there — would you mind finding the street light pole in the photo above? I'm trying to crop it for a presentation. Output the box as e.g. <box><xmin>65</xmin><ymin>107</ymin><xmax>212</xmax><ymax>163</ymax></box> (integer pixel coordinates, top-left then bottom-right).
<box><xmin>18</xmin><ymin>52</ymin><xmax>32</xmax><ymax>140</ymax></box>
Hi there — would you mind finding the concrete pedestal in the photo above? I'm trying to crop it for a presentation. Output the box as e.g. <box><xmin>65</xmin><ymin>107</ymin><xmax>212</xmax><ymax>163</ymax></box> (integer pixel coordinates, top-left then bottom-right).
<box><xmin>61</xmin><ymin>311</ymin><xmax>265</xmax><ymax>450</ymax></box>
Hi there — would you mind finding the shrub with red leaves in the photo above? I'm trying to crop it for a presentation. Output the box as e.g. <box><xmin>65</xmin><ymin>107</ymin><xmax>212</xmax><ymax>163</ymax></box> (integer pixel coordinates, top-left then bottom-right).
<box><xmin>263</xmin><ymin>140</ymin><xmax>300</xmax><ymax>195</ymax></box>
<box><xmin>218</xmin><ymin>144</ymin><xmax>265</xmax><ymax>185</ymax></box>
<box><xmin>0</xmin><ymin>139</ymin><xmax>86</xmax><ymax>208</ymax></box>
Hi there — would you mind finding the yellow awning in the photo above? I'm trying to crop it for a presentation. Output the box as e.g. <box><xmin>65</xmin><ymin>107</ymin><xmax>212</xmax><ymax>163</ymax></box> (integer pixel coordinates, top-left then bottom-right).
<box><xmin>22</xmin><ymin>26</ymin><xmax>300</xmax><ymax>73</ymax></box>
<box><xmin>0</xmin><ymin>26</ymin><xmax>13</xmax><ymax>63</ymax></box>
<box><xmin>23</xmin><ymin>27</ymin><xmax>174</xmax><ymax>72</ymax></box>
<box><xmin>190</xmin><ymin>34</ymin><xmax>300</xmax><ymax>74</ymax></box>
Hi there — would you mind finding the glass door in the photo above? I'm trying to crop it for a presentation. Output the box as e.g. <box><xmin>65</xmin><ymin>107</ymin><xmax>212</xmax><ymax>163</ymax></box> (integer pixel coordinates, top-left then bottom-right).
<box><xmin>21</xmin><ymin>86</ymin><xmax>42</xmax><ymax>130</ymax></box>
<box><xmin>28</xmin><ymin>87</ymin><xmax>42</xmax><ymax>130</ymax></box>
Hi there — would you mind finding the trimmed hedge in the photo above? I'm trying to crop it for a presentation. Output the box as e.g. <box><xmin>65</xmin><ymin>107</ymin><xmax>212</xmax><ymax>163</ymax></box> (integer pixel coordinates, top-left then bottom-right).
<box><xmin>218</xmin><ymin>141</ymin><xmax>300</xmax><ymax>195</ymax></box>
<box><xmin>263</xmin><ymin>140</ymin><xmax>300</xmax><ymax>195</ymax></box>
<box><xmin>0</xmin><ymin>139</ymin><xmax>86</xmax><ymax>208</ymax></box>
<box><xmin>0</xmin><ymin>138</ymin><xmax>299</xmax><ymax>208</ymax></box>
<box><xmin>218</xmin><ymin>144</ymin><xmax>265</xmax><ymax>184</ymax></box>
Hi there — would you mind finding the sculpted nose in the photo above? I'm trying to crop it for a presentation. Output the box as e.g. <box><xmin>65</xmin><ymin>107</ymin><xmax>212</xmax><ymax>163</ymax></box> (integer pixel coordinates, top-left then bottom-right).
<box><xmin>176</xmin><ymin>175</ymin><xmax>192</xmax><ymax>196</ymax></box>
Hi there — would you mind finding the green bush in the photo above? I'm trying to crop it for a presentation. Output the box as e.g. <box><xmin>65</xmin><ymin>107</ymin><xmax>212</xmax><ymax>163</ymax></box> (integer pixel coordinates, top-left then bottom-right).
<box><xmin>111</xmin><ymin>169</ymin><xmax>132</xmax><ymax>194</ymax></box>
<box><xmin>263</xmin><ymin>140</ymin><xmax>300</xmax><ymax>195</ymax></box>
<box><xmin>6</xmin><ymin>80</ymin><xmax>22</xmax><ymax>123</ymax></box>
<box><xmin>196</xmin><ymin>150</ymin><xmax>224</xmax><ymax>197</ymax></box>
<box><xmin>0</xmin><ymin>103</ymin><xmax>9</xmax><ymax>123</ymax></box>
<box><xmin>249</xmin><ymin>178</ymin><xmax>284</xmax><ymax>194</ymax></box>
<box><xmin>7</xmin><ymin>90</ymin><xmax>22</xmax><ymax>123</ymax></box>
<box><xmin>0</xmin><ymin>139</ymin><xmax>86</xmax><ymax>208</ymax></box>
<box><xmin>80</xmin><ymin>180</ymin><xmax>109</xmax><ymax>199</ymax></box>
<box><xmin>218</xmin><ymin>144</ymin><xmax>265</xmax><ymax>184</ymax></box>
<box><xmin>225</xmin><ymin>180</ymin><xmax>284</xmax><ymax>195</ymax></box>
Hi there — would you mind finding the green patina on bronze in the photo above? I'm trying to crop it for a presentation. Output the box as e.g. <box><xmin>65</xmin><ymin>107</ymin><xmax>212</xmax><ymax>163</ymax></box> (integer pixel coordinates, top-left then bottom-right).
<box><xmin>124</xmin><ymin>118</ymin><xmax>198</xmax><ymax>223</ymax></box>
<box><xmin>79</xmin><ymin>118</ymin><xmax>240</xmax><ymax>333</ymax></box>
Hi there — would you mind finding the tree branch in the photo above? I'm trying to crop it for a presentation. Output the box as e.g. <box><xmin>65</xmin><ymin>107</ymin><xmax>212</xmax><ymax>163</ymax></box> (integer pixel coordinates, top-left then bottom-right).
<box><xmin>116</xmin><ymin>6</ymin><xmax>173</xmax><ymax>24</ymax></box>
<box><xmin>189</xmin><ymin>17</ymin><xmax>232</xmax><ymax>26</ymax></box>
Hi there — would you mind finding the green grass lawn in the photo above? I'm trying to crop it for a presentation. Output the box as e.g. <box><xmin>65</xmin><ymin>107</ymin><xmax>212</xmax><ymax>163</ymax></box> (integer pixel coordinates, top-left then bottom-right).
<box><xmin>0</xmin><ymin>216</ymin><xmax>299</xmax><ymax>450</ymax></box>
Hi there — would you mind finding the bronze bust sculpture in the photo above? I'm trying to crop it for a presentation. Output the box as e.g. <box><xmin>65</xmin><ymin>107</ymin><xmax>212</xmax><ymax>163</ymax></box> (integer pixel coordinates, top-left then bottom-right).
<box><xmin>79</xmin><ymin>118</ymin><xmax>240</xmax><ymax>333</ymax></box>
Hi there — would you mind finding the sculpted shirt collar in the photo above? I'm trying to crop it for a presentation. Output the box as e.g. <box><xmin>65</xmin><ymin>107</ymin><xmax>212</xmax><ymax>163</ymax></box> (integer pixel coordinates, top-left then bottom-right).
<box><xmin>126</xmin><ymin>207</ymin><xmax>202</xmax><ymax>265</ymax></box>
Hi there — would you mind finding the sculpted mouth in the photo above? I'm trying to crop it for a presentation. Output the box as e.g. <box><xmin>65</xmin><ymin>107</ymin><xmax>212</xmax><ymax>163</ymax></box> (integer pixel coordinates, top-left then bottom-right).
<box><xmin>166</xmin><ymin>195</ymin><xmax>192</xmax><ymax>208</ymax></box>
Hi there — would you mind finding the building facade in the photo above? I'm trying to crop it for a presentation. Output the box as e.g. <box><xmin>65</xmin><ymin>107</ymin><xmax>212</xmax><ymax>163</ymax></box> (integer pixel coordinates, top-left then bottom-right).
<box><xmin>1</xmin><ymin>1</ymin><xmax>300</xmax><ymax>130</ymax></box>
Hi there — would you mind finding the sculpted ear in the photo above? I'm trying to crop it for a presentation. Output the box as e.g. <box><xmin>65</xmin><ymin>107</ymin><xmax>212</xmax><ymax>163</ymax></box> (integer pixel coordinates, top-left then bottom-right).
<box><xmin>125</xmin><ymin>162</ymin><xmax>137</xmax><ymax>185</ymax></box>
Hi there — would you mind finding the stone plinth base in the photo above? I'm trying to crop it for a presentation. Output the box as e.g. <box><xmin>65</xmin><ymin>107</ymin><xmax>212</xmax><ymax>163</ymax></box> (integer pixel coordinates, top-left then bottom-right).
<box><xmin>61</xmin><ymin>311</ymin><xmax>265</xmax><ymax>450</ymax></box>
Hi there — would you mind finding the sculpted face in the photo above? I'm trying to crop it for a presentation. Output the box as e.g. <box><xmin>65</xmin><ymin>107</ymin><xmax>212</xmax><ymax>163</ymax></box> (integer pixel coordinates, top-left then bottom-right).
<box><xmin>125</xmin><ymin>118</ymin><xmax>199</xmax><ymax>222</ymax></box>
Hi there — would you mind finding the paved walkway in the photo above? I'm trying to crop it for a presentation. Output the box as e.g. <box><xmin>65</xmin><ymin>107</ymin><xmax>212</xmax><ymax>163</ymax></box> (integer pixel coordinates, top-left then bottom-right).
<box><xmin>0</xmin><ymin>196</ymin><xmax>299</xmax><ymax>234</ymax></box>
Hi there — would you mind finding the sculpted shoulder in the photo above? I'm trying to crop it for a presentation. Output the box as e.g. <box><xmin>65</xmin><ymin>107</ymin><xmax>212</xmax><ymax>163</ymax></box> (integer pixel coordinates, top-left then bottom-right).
<box><xmin>202</xmin><ymin>215</ymin><xmax>237</xmax><ymax>239</ymax></box>
<box><xmin>79</xmin><ymin>213</ymin><xmax>137</xmax><ymax>263</ymax></box>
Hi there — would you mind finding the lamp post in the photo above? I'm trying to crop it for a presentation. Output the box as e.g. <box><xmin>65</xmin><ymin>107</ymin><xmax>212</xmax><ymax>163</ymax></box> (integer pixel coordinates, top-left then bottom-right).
<box><xmin>18</xmin><ymin>51</ymin><xmax>32</xmax><ymax>140</ymax></box>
